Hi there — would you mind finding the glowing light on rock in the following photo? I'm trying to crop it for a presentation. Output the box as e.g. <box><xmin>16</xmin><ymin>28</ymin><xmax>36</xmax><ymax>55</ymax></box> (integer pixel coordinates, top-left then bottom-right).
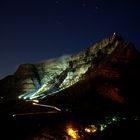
<box><xmin>67</xmin><ymin>127</ymin><xmax>79</xmax><ymax>139</ymax></box>
<box><xmin>18</xmin><ymin>34</ymin><xmax>119</xmax><ymax>101</ymax></box>
<box><xmin>17</xmin><ymin>52</ymin><xmax>92</xmax><ymax>101</ymax></box>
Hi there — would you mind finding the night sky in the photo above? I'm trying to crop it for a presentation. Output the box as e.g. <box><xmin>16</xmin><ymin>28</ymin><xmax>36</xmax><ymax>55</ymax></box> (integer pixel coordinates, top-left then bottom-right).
<box><xmin>0</xmin><ymin>0</ymin><xmax>140</xmax><ymax>79</ymax></box>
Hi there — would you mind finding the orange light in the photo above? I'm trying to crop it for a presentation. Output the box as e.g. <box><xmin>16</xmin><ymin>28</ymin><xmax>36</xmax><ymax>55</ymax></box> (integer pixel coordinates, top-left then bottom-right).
<box><xmin>67</xmin><ymin>128</ymin><xmax>78</xmax><ymax>139</ymax></box>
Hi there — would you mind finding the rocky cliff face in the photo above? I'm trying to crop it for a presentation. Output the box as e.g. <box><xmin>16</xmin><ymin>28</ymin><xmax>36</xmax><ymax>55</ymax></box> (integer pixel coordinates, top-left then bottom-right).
<box><xmin>18</xmin><ymin>33</ymin><xmax>124</xmax><ymax>100</ymax></box>
<box><xmin>0</xmin><ymin>33</ymin><xmax>140</xmax><ymax>109</ymax></box>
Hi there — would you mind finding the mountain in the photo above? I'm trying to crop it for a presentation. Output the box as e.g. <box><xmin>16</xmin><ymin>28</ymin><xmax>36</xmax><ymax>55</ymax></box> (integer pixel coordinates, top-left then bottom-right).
<box><xmin>0</xmin><ymin>33</ymin><xmax>140</xmax><ymax>112</ymax></box>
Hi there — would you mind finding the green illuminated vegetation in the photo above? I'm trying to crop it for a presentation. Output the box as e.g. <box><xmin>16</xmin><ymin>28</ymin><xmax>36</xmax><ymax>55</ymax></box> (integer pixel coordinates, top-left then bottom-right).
<box><xmin>64</xmin><ymin>114</ymin><xmax>140</xmax><ymax>140</ymax></box>
<box><xmin>85</xmin><ymin>115</ymin><xmax>125</xmax><ymax>133</ymax></box>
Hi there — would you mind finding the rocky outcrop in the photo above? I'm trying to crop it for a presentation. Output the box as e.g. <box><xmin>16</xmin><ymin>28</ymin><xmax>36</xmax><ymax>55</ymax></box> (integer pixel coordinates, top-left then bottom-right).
<box><xmin>0</xmin><ymin>33</ymin><xmax>140</xmax><ymax>110</ymax></box>
<box><xmin>41</xmin><ymin>41</ymin><xmax>140</xmax><ymax>111</ymax></box>
<box><xmin>0</xmin><ymin>64</ymin><xmax>41</xmax><ymax>99</ymax></box>
<box><xmin>15</xmin><ymin>64</ymin><xmax>41</xmax><ymax>92</ymax></box>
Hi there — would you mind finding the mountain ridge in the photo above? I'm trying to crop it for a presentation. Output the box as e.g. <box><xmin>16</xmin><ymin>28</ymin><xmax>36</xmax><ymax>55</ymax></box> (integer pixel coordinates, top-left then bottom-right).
<box><xmin>0</xmin><ymin>33</ymin><xmax>140</xmax><ymax>112</ymax></box>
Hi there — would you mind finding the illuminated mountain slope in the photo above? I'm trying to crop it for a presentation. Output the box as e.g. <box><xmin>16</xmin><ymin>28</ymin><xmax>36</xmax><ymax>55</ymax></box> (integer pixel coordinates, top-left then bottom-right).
<box><xmin>18</xmin><ymin>33</ymin><xmax>121</xmax><ymax>100</ymax></box>
<box><xmin>0</xmin><ymin>33</ymin><xmax>140</xmax><ymax>107</ymax></box>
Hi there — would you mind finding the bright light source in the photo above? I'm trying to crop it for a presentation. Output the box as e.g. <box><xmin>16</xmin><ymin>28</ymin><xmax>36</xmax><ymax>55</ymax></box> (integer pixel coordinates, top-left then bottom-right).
<box><xmin>67</xmin><ymin>127</ymin><xmax>79</xmax><ymax>139</ymax></box>
<box><xmin>85</xmin><ymin>128</ymin><xmax>91</xmax><ymax>133</ymax></box>
<box><xmin>0</xmin><ymin>96</ymin><xmax>3</xmax><ymax>99</ymax></box>
<box><xmin>85</xmin><ymin>125</ymin><xmax>97</xmax><ymax>133</ymax></box>
<box><xmin>112</xmin><ymin>116</ymin><xmax>118</xmax><ymax>122</ymax></box>
<box><xmin>32</xmin><ymin>99</ymin><xmax>39</xmax><ymax>103</ymax></box>
<box><xmin>100</xmin><ymin>124</ymin><xmax>107</xmax><ymax>131</ymax></box>
<box><xmin>32</xmin><ymin>102</ymin><xmax>37</xmax><ymax>105</ymax></box>
<box><xmin>12</xmin><ymin>114</ymin><xmax>16</xmax><ymax>117</ymax></box>
<box><xmin>113</xmin><ymin>32</ymin><xmax>116</xmax><ymax>35</ymax></box>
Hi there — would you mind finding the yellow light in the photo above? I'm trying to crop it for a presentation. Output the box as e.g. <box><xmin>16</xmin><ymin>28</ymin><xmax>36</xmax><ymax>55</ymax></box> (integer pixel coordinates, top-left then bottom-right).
<box><xmin>32</xmin><ymin>99</ymin><xmax>39</xmax><ymax>103</ymax></box>
<box><xmin>91</xmin><ymin>127</ymin><xmax>97</xmax><ymax>133</ymax></box>
<box><xmin>67</xmin><ymin>128</ymin><xmax>78</xmax><ymax>139</ymax></box>
<box><xmin>85</xmin><ymin>125</ymin><xmax>97</xmax><ymax>133</ymax></box>
<box><xmin>85</xmin><ymin>128</ymin><xmax>91</xmax><ymax>133</ymax></box>
<box><xmin>32</xmin><ymin>102</ymin><xmax>37</xmax><ymax>105</ymax></box>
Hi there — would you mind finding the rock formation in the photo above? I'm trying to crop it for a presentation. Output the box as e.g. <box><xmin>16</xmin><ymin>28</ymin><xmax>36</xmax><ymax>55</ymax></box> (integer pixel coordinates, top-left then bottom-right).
<box><xmin>0</xmin><ymin>33</ymin><xmax>140</xmax><ymax>111</ymax></box>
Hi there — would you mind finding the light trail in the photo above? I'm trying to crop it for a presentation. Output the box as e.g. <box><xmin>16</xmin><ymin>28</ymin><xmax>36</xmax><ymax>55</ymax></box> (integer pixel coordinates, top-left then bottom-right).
<box><xmin>32</xmin><ymin>102</ymin><xmax>61</xmax><ymax>112</ymax></box>
<box><xmin>12</xmin><ymin>111</ymin><xmax>59</xmax><ymax>117</ymax></box>
<box><xmin>12</xmin><ymin>102</ymin><xmax>61</xmax><ymax>118</ymax></box>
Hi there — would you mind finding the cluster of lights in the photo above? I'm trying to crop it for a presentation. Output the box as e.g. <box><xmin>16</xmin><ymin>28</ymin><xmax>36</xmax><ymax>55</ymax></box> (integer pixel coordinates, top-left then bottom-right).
<box><xmin>100</xmin><ymin>124</ymin><xmax>107</xmax><ymax>131</ymax></box>
<box><xmin>66</xmin><ymin>115</ymin><xmax>126</xmax><ymax>139</ymax></box>
<box><xmin>85</xmin><ymin>125</ymin><xmax>97</xmax><ymax>133</ymax></box>
<box><xmin>84</xmin><ymin>116</ymin><xmax>120</xmax><ymax>133</ymax></box>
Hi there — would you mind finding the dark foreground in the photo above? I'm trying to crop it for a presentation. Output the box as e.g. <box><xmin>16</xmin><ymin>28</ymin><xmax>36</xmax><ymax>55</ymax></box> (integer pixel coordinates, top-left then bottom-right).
<box><xmin>0</xmin><ymin>100</ymin><xmax>140</xmax><ymax>140</ymax></box>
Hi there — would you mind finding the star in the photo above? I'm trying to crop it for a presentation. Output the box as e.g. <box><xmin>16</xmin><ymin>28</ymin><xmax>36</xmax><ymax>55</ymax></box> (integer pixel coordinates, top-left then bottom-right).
<box><xmin>82</xmin><ymin>3</ymin><xmax>86</xmax><ymax>8</ymax></box>
<box><xmin>95</xmin><ymin>6</ymin><xmax>99</xmax><ymax>10</ymax></box>
<box><xmin>55</xmin><ymin>0</ymin><xmax>59</xmax><ymax>5</ymax></box>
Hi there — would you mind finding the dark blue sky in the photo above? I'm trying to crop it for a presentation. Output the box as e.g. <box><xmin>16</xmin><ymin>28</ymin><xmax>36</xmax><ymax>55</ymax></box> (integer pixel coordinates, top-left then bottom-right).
<box><xmin>0</xmin><ymin>0</ymin><xmax>140</xmax><ymax>79</ymax></box>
